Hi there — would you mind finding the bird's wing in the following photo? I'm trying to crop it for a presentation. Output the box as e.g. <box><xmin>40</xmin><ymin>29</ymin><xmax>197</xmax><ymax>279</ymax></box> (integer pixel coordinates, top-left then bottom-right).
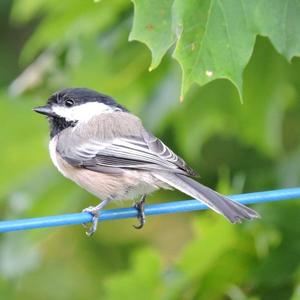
<box><xmin>142</xmin><ymin>130</ymin><xmax>198</xmax><ymax>176</ymax></box>
<box><xmin>57</xmin><ymin>129</ymin><xmax>198</xmax><ymax>176</ymax></box>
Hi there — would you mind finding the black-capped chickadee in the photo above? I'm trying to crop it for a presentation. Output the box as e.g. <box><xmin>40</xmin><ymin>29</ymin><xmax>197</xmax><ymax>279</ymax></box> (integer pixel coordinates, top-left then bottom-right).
<box><xmin>33</xmin><ymin>88</ymin><xmax>260</xmax><ymax>235</ymax></box>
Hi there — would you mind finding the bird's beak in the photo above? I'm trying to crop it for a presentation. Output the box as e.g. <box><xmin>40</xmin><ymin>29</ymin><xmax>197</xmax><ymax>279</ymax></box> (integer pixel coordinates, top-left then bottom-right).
<box><xmin>33</xmin><ymin>105</ymin><xmax>56</xmax><ymax>117</ymax></box>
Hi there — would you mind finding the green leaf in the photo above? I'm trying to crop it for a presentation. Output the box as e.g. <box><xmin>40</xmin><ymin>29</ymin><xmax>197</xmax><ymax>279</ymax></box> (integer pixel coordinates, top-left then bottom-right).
<box><xmin>253</xmin><ymin>0</ymin><xmax>300</xmax><ymax>61</ymax></box>
<box><xmin>173</xmin><ymin>0</ymin><xmax>255</xmax><ymax>100</ymax></box>
<box><xmin>130</xmin><ymin>0</ymin><xmax>300</xmax><ymax>100</ymax></box>
<box><xmin>129</xmin><ymin>0</ymin><xmax>176</xmax><ymax>70</ymax></box>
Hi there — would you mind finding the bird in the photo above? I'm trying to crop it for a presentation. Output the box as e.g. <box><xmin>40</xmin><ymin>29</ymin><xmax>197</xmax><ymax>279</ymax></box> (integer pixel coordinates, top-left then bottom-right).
<box><xmin>33</xmin><ymin>88</ymin><xmax>260</xmax><ymax>235</ymax></box>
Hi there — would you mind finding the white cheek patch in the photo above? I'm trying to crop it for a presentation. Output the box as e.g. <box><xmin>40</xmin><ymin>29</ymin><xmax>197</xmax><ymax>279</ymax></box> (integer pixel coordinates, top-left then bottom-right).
<box><xmin>52</xmin><ymin>102</ymin><xmax>114</xmax><ymax>122</ymax></box>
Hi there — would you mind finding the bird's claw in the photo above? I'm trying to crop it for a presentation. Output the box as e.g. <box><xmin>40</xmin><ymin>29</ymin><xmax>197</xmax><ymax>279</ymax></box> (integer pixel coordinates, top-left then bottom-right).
<box><xmin>133</xmin><ymin>196</ymin><xmax>146</xmax><ymax>229</ymax></box>
<box><xmin>82</xmin><ymin>206</ymin><xmax>100</xmax><ymax>236</ymax></box>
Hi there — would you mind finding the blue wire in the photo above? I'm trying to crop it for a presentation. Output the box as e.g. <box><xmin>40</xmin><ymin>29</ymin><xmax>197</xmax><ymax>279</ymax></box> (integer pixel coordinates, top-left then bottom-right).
<box><xmin>0</xmin><ymin>188</ymin><xmax>299</xmax><ymax>233</ymax></box>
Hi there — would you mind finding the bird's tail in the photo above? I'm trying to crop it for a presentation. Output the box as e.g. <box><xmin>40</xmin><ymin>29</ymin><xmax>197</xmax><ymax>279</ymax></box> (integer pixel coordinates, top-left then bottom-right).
<box><xmin>153</xmin><ymin>172</ymin><xmax>260</xmax><ymax>223</ymax></box>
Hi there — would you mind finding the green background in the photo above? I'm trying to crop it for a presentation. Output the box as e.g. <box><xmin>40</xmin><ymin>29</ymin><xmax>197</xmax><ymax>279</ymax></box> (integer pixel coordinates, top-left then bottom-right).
<box><xmin>0</xmin><ymin>1</ymin><xmax>300</xmax><ymax>299</ymax></box>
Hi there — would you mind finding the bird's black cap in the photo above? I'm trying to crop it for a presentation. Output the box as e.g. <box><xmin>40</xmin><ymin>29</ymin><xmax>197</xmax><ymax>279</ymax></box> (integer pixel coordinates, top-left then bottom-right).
<box><xmin>47</xmin><ymin>88</ymin><xmax>128</xmax><ymax>112</ymax></box>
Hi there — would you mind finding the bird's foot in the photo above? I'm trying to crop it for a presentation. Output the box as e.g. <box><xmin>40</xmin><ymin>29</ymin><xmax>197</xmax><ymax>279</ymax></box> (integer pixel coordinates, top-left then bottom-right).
<box><xmin>82</xmin><ymin>199</ymin><xmax>111</xmax><ymax>236</ymax></box>
<box><xmin>133</xmin><ymin>195</ymin><xmax>146</xmax><ymax>229</ymax></box>
<box><xmin>82</xmin><ymin>206</ymin><xmax>101</xmax><ymax>236</ymax></box>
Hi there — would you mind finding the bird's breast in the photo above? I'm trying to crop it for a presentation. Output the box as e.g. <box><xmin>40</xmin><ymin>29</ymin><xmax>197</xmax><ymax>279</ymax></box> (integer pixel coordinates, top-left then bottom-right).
<box><xmin>49</xmin><ymin>136</ymin><xmax>71</xmax><ymax>178</ymax></box>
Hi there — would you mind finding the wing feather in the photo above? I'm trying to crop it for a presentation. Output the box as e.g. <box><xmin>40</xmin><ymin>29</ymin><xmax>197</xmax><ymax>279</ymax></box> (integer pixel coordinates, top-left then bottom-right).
<box><xmin>57</xmin><ymin>119</ymin><xmax>198</xmax><ymax>176</ymax></box>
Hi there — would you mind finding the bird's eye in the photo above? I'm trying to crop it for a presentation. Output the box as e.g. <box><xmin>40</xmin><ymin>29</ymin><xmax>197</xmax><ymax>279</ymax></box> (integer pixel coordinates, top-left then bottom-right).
<box><xmin>65</xmin><ymin>98</ymin><xmax>74</xmax><ymax>107</ymax></box>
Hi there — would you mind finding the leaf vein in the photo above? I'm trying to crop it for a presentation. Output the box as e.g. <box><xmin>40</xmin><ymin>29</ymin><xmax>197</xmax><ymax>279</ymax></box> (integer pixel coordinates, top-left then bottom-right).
<box><xmin>218</xmin><ymin>0</ymin><xmax>237</xmax><ymax>77</ymax></box>
<box><xmin>283</xmin><ymin>0</ymin><xmax>290</xmax><ymax>56</ymax></box>
<box><xmin>185</xmin><ymin>0</ymin><xmax>214</xmax><ymax>85</ymax></box>
<box><xmin>239</xmin><ymin>0</ymin><xmax>248</xmax><ymax>30</ymax></box>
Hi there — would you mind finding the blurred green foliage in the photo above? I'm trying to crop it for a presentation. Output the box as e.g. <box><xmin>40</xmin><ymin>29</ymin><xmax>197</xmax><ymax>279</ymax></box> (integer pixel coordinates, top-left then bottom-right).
<box><xmin>0</xmin><ymin>1</ymin><xmax>300</xmax><ymax>299</ymax></box>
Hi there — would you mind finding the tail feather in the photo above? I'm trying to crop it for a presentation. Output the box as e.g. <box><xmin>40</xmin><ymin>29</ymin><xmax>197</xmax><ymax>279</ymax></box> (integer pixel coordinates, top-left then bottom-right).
<box><xmin>154</xmin><ymin>172</ymin><xmax>260</xmax><ymax>223</ymax></box>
